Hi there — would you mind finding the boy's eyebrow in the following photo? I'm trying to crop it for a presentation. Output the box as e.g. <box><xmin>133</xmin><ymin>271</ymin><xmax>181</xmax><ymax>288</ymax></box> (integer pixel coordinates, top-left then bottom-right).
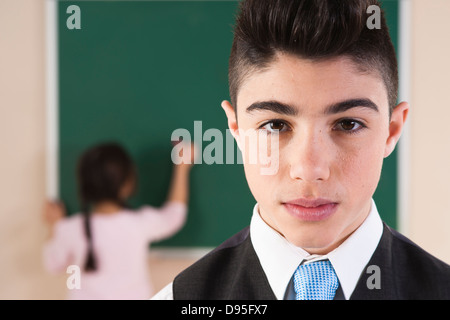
<box><xmin>325</xmin><ymin>98</ymin><xmax>379</xmax><ymax>114</ymax></box>
<box><xmin>246</xmin><ymin>101</ymin><xmax>298</xmax><ymax>116</ymax></box>
<box><xmin>246</xmin><ymin>98</ymin><xmax>379</xmax><ymax>116</ymax></box>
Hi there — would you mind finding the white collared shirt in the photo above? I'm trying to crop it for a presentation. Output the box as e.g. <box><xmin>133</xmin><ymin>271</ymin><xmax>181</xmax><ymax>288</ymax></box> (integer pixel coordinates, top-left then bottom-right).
<box><xmin>250</xmin><ymin>198</ymin><xmax>383</xmax><ymax>300</ymax></box>
<box><xmin>151</xmin><ymin>199</ymin><xmax>383</xmax><ymax>300</ymax></box>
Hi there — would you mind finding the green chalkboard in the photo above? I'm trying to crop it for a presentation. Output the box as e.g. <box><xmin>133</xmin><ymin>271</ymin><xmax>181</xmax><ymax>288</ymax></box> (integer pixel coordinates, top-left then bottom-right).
<box><xmin>58</xmin><ymin>0</ymin><xmax>399</xmax><ymax>248</ymax></box>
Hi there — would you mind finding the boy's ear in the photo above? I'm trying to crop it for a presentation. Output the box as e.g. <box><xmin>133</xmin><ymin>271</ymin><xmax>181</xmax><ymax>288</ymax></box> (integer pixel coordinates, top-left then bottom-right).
<box><xmin>384</xmin><ymin>101</ymin><xmax>409</xmax><ymax>158</ymax></box>
<box><xmin>221</xmin><ymin>100</ymin><xmax>241</xmax><ymax>148</ymax></box>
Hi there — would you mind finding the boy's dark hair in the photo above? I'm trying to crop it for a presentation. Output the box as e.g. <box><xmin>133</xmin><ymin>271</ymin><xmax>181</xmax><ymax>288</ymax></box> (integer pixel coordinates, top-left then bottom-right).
<box><xmin>229</xmin><ymin>0</ymin><xmax>398</xmax><ymax>114</ymax></box>
<box><xmin>77</xmin><ymin>142</ymin><xmax>136</xmax><ymax>272</ymax></box>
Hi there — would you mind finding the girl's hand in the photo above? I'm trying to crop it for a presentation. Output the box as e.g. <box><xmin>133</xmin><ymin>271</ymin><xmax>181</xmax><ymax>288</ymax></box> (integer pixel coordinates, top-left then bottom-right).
<box><xmin>171</xmin><ymin>140</ymin><xmax>198</xmax><ymax>169</ymax></box>
<box><xmin>43</xmin><ymin>200</ymin><xmax>65</xmax><ymax>226</ymax></box>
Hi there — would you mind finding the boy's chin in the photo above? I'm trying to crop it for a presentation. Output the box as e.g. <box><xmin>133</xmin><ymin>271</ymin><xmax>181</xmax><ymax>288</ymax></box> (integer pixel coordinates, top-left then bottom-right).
<box><xmin>285</xmin><ymin>230</ymin><xmax>339</xmax><ymax>254</ymax></box>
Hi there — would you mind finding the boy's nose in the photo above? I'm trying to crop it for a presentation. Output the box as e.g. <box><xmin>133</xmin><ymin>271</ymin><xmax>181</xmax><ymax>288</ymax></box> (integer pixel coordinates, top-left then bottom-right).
<box><xmin>288</xmin><ymin>129</ymin><xmax>331</xmax><ymax>182</ymax></box>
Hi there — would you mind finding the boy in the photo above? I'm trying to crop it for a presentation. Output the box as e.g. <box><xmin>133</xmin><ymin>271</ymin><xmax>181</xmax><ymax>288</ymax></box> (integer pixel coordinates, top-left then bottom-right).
<box><xmin>153</xmin><ymin>0</ymin><xmax>450</xmax><ymax>299</ymax></box>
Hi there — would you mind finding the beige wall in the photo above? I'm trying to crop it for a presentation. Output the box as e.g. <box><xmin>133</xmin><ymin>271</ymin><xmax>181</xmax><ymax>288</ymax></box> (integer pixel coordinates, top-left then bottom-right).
<box><xmin>408</xmin><ymin>0</ymin><xmax>450</xmax><ymax>263</ymax></box>
<box><xmin>0</xmin><ymin>0</ymin><xmax>449</xmax><ymax>299</ymax></box>
<box><xmin>0</xmin><ymin>0</ymin><xmax>50</xmax><ymax>299</ymax></box>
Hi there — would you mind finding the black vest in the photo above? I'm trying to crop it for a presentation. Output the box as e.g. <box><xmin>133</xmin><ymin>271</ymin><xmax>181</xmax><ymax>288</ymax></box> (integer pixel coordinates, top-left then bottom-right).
<box><xmin>173</xmin><ymin>224</ymin><xmax>450</xmax><ymax>300</ymax></box>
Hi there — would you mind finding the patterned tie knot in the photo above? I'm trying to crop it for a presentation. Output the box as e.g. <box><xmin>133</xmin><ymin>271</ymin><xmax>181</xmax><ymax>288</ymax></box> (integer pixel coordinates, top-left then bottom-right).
<box><xmin>293</xmin><ymin>259</ymin><xmax>339</xmax><ymax>300</ymax></box>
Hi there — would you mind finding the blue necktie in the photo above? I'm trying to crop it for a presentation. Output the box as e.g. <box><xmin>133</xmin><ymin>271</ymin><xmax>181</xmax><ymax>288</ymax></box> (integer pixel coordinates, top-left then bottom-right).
<box><xmin>293</xmin><ymin>259</ymin><xmax>339</xmax><ymax>300</ymax></box>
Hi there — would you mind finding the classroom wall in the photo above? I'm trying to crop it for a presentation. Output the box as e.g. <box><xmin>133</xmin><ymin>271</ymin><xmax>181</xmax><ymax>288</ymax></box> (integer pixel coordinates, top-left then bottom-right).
<box><xmin>408</xmin><ymin>0</ymin><xmax>450</xmax><ymax>264</ymax></box>
<box><xmin>0</xmin><ymin>0</ymin><xmax>449</xmax><ymax>299</ymax></box>
<box><xmin>0</xmin><ymin>0</ymin><xmax>53</xmax><ymax>299</ymax></box>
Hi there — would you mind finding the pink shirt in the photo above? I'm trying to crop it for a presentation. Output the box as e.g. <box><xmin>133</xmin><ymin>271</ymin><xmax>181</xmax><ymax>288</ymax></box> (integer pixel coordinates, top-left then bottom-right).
<box><xmin>43</xmin><ymin>201</ymin><xmax>187</xmax><ymax>300</ymax></box>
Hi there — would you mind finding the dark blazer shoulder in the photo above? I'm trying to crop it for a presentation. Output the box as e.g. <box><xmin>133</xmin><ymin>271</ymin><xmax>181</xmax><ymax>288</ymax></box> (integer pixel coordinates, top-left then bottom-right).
<box><xmin>173</xmin><ymin>226</ymin><xmax>276</xmax><ymax>300</ymax></box>
<box><xmin>352</xmin><ymin>223</ymin><xmax>450</xmax><ymax>299</ymax></box>
<box><xmin>175</xmin><ymin>226</ymin><xmax>251</xmax><ymax>280</ymax></box>
<box><xmin>386</xmin><ymin>224</ymin><xmax>450</xmax><ymax>298</ymax></box>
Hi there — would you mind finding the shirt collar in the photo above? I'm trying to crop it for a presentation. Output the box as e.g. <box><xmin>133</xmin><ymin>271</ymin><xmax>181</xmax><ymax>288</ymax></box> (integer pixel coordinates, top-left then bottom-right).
<box><xmin>249</xmin><ymin>199</ymin><xmax>383</xmax><ymax>300</ymax></box>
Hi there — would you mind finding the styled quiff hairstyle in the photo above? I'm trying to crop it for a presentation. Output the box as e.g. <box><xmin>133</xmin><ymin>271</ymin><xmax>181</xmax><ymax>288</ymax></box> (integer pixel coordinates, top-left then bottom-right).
<box><xmin>229</xmin><ymin>0</ymin><xmax>398</xmax><ymax>114</ymax></box>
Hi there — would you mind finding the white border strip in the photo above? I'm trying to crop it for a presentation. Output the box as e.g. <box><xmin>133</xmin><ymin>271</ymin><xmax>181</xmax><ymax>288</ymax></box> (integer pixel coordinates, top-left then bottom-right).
<box><xmin>45</xmin><ymin>0</ymin><xmax>59</xmax><ymax>200</ymax></box>
<box><xmin>397</xmin><ymin>0</ymin><xmax>412</xmax><ymax>235</ymax></box>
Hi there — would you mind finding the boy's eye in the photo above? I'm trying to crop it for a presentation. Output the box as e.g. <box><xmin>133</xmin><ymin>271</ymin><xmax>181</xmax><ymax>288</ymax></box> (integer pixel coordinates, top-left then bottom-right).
<box><xmin>334</xmin><ymin>119</ymin><xmax>365</xmax><ymax>133</ymax></box>
<box><xmin>259</xmin><ymin>120</ymin><xmax>289</xmax><ymax>133</ymax></box>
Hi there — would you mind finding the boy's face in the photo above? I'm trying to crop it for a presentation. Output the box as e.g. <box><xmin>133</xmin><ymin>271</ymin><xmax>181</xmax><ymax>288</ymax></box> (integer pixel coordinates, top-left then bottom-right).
<box><xmin>222</xmin><ymin>54</ymin><xmax>408</xmax><ymax>254</ymax></box>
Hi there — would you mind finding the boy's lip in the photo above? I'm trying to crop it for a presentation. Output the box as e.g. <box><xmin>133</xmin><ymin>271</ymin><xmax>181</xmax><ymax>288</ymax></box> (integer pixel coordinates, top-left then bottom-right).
<box><xmin>282</xmin><ymin>198</ymin><xmax>338</xmax><ymax>222</ymax></box>
<box><xmin>283</xmin><ymin>198</ymin><xmax>337</xmax><ymax>207</ymax></box>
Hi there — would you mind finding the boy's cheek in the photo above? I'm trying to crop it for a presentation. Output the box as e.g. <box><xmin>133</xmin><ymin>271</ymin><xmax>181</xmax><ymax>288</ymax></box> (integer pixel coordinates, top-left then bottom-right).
<box><xmin>244</xmin><ymin>163</ymin><xmax>278</xmax><ymax>202</ymax></box>
<box><xmin>338</xmin><ymin>149</ymin><xmax>384</xmax><ymax>201</ymax></box>
<box><xmin>239</xmin><ymin>132</ymin><xmax>281</xmax><ymax>176</ymax></box>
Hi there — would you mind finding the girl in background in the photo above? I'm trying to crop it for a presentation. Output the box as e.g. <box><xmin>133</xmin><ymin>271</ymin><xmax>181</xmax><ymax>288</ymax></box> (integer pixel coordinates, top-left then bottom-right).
<box><xmin>43</xmin><ymin>141</ymin><xmax>195</xmax><ymax>299</ymax></box>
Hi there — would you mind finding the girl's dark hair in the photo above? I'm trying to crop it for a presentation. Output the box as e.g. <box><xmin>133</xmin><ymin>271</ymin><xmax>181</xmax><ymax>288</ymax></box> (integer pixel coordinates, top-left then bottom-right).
<box><xmin>229</xmin><ymin>0</ymin><xmax>398</xmax><ymax>114</ymax></box>
<box><xmin>77</xmin><ymin>142</ymin><xmax>136</xmax><ymax>272</ymax></box>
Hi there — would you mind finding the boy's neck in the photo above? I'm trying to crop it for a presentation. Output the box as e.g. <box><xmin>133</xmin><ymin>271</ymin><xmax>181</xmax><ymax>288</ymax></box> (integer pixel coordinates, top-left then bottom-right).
<box><xmin>93</xmin><ymin>201</ymin><xmax>123</xmax><ymax>215</ymax></box>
